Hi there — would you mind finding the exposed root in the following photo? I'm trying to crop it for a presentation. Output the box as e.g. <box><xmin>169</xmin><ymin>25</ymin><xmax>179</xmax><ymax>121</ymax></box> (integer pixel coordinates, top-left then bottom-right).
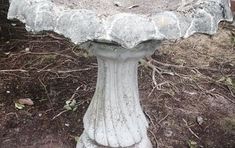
<box><xmin>148</xmin><ymin>129</ymin><xmax>159</xmax><ymax>148</ymax></box>
<box><xmin>142</xmin><ymin>57</ymin><xmax>235</xmax><ymax>105</ymax></box>
<box><xmin>144</xmin><ymin>111</ymin><xmax>157</xmax><ymax>129</ymax></box>
<box><xmin>183</xmin><ymin>118</ymin><xmax>200</xmax><ymax>139</ymax></box>
<box><xmin>158</xmin><ymin>112</ymin><xmax>170</xmax><ymax>125</ymax></box>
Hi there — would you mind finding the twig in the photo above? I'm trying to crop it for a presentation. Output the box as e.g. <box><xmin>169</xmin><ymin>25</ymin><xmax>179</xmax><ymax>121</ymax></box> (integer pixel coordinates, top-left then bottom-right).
<box><xmin>144</xmin><ymin>111</ymin><xmax>156</xmax><ymax>129</ymax></box>
<box><xmin>151</xmin><ymin>58</ymin><xmax>222</xmax><ymax>72</ymax></box>
<box><xmin>148</xmin><ymin>81</ymin><xmax>172</xmax><ymax>98</ymax></box>
<box><xmin>152</xmin><ymin>67</ymin><xmax>158</xmax><ymax>86</ymax></box>
<box><xmin>158</xmin><ymin>112</ymin><xmax>170</xmax><ymax>125</ymax></box>
<box><xmin>37</xmin><ymin>68</ymin><xmax>93</xmax><ymax>73</ymax></box>
<box><xmin>139</xmin><ymin>59</ymin><xmax>163</xmax><ymax>88</ymax></box>
<box><xmin>69</xmin><ymin>86</ymin><xmax>81</xmax><ymax>101</ymax></box>
<box><xmin>0</xmin><ymin>68</ymin><xmax>92</xmax><ymax>74</ymax></box>
<box><xmin>192</xmin><ymin>79</ymin><xmax>235</xmax><ymax>104</ymax></box>
<box><xmin>38</xmin><ymin>78</ymin><xmax>62</xmax><ymax>127</ymax></box>
<box><xmin>148</xmin><ymin>130</ymin><xmax>159</xmax><ymax>148</ymax></box>
<box><xmin>151</xmin><ymin>58</ymin><xmax>185</xmax><ymax>69</ymax></box>
<box><xmin>227</xmin><ymin>86</ymin><xmax>235</xmax><ymax>98</ymax></box>
<box><xmin>37</xmin><ymin>63</ymin><xmax>54</xmax><ymax>73</ymax></box>
<box><xmin>52</xmin><ymin>110</ymin><xmax>69</xmax><ymax>120</ymax></box>
<box><xmin>209</xmin><ymin>92</ymin><xmax>235</xmax><ymax>104</ymax></box>
<box><xmin>183</xmin><ymin>118</ymin><xmax>200</xmax><ymax>139</ymax></box>
<box><xmin>14</xmin><ymin>51</ymin><xmax>76</xmax><ymax>61</ymax></box>
<box><xmin>148</xmin><ymin>86</ymin><xmax>157</xmax><ymax>98</ymax></box>
<box><xmin>140</xmin><ymin>59</ymin><xmax>163</xmax><ymax>77</ymax></box>
<box><xmin>0</xmin><ymin>69</ymin><xmax>27</xmax><ymax>72</ymax></box>
<box><xmin>0</xmin><ymin>72</ymin><xmax>30</xmax><ymax>78</ymax></box>
<box><xmin>6</xmin><ymin>112</ymin><xmax>19</xmax><ymax>119</ymax></box>
<box><xmin>38</xmin><ymin>78</ymin><xmax>52</xmax><ymax>105</ymax></box>
<box><xmin>58</xmin><ymin>68</ymin><xmax>92</xmax><ymax>73</ymax></box>
<box><xmin>156</xmin><ymin>81</ymin><xmax>172</xmax><ymax>90</ymax></box>
<box><xmin>47</xmin><ymin>33</ymin><xmax>65</xmax><ymax>40</ymax></box>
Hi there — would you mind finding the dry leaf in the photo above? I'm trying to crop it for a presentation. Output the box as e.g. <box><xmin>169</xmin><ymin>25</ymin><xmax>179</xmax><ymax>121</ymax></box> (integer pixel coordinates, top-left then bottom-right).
<box><xmin>18</xmin><ymin>98</ymin><xmax>34</xmax><ymax>106</ymax></box>
<box><xmin>15</xmin><ymin>102</ymin><xmax>25</xmax><ymax>110</ymax></box>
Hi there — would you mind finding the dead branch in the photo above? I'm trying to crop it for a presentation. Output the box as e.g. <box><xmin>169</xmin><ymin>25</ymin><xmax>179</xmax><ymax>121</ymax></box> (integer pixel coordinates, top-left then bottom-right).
<box><xmin>0</xmin><ymin>69</ymin><xmax>27</xmax><ymax>72</ymax></box>
<box><xmin>38</xmin><ymin>68</ymin><xmax>93</xmax><ymax>73</ymax></box>
<box><xmin>0</xmin><ymin>68</ymin><xmax>92</xmax><ymax>74</ymax></box>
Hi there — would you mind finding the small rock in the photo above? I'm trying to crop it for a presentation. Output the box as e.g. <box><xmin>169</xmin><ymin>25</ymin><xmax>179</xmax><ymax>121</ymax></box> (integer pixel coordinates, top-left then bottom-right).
<box><xmin>11</xmin><ymin>23</ymin><xmax>16</xmax><ymax>26</ymax></box>
<box><xmin>6</xmin><ymin>90</ymin><xmax>10</xmax><ymax>94</ymax></box>
<box><xmin>25</xmin><ymin>47</ymin><xmax>30</xmax><ymax>52</ymax></box>
<box><xmin>65</xmin><ymin>123</ymin><xmax>70</xmax><ymax>127</ymax></box>
<box><xmin>197</xmin><ymin>116</ymin><xmax>204</xmax><ymax>125</ymax></box>
<box><xmin>4</xmin><ymin>52</ymin><xmax>10</xmax><ymax>55</ymax></box>
<box><xmin>38</xmin><ymin>113</ymin><xmax>42</xmax><ymax>117</ymax></box>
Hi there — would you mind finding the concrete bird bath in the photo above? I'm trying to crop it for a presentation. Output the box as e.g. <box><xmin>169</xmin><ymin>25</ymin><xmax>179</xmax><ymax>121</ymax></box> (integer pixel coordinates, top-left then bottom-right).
<box><xmin>7</xmin><ymin>0</ymin><xmax>232</xmax><ymax>148</ymax></box>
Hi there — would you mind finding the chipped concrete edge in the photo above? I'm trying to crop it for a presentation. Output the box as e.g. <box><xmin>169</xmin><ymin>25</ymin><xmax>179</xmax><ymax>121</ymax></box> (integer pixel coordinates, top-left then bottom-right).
<box><xmin>7</xmin><ymin>0</ymin><xmax>233</xmax><ymax>49</ymax></box>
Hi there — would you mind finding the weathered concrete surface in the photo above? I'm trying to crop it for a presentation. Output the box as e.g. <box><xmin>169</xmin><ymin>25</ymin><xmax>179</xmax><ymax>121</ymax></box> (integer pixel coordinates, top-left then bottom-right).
<box><xmin>8</xmin><ymin>0</ymin><xmax>233</xmax><ymax>48</ymax></box>
<box><xmin>77</xmin><ymin>41</ymin><xmax>161</xmax><ymax>148</ymax></box>
<box><xmin>7</xmin><ymin>0</ymin><xmax>233</xmax><ymax>148</ymax></box>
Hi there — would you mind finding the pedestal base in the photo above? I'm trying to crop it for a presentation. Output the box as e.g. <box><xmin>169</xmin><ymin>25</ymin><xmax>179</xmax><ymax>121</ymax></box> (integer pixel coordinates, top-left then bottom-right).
<box><xmin>77</xmin><ymin>132</ymin><xmax>152</xmax><ymax>148</ymax></box>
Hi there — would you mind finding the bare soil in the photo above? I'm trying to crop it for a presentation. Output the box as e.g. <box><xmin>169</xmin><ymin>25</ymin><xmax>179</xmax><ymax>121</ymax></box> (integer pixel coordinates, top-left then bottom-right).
<box><xmin>0</xmin><ymin>1</ymin><xmax>235</xmax><ymax>148</ymax></box>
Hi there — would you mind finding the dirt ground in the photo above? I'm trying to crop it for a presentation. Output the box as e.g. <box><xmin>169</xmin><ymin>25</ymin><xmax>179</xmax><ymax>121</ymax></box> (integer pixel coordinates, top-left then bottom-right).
<box><xmin>0</xmin><ymin>1</ymin><xmax>235</xmax><ymax>148</ymax></box>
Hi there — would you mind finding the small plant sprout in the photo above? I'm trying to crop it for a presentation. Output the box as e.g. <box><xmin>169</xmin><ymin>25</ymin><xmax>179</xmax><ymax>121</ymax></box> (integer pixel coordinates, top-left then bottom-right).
<box><xmin>63</xmin><ymin>99</ymin><xmax>78</xmax><ymax>111</ymax></box>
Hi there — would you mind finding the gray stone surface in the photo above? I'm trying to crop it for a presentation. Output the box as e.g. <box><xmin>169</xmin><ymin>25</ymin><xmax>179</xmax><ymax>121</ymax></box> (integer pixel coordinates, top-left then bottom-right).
<box><xmin>51</xmin><ymin>0</ymin><xmax>182</xmax><ymax>15</ymax></box>
<box><xmin>8</xmin><ymin>0</ymin><xmax>233</xmax><ymax>48</ymax></box>
<box><xmin>77</xmin><ymin>41</ymin><xmax>161</xmax><ymax>148</ymax></box>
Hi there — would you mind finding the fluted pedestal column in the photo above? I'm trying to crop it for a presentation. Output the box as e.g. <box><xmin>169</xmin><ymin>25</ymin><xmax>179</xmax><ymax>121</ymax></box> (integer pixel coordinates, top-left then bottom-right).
<box><xmin>77</xmin><ymin>41</ymin><xmax>161</xmax><ymax>148</ymax></box>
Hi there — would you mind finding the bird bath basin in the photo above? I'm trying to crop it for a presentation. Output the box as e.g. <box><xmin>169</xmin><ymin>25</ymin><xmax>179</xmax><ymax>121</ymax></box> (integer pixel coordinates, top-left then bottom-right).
<box><xmin>8</xmin><ymin>0</ymin><xmax>232</xmax><ymax>148</ymax></box>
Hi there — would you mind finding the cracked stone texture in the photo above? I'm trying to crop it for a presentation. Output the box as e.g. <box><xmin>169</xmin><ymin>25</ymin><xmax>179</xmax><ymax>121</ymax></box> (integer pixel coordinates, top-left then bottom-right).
<box><xmin>7</xmin><ymin>0</ymin><xmax>233</xmax><ymax>48</ymax></box>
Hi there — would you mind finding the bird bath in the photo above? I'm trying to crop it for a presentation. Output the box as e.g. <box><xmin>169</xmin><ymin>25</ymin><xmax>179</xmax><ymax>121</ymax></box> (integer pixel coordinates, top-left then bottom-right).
<box><xmin>8</xmin><ymin>0</ymin><xmax>232</xmax><ymax>148</ymax></box>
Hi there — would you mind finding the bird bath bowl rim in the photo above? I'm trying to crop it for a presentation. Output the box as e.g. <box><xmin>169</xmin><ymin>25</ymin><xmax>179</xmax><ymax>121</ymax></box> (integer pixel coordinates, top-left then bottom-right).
<box><xmin>7</xmin><ymin>0</ymin><xmax>233</xmax><ymax>49</ymax></box>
